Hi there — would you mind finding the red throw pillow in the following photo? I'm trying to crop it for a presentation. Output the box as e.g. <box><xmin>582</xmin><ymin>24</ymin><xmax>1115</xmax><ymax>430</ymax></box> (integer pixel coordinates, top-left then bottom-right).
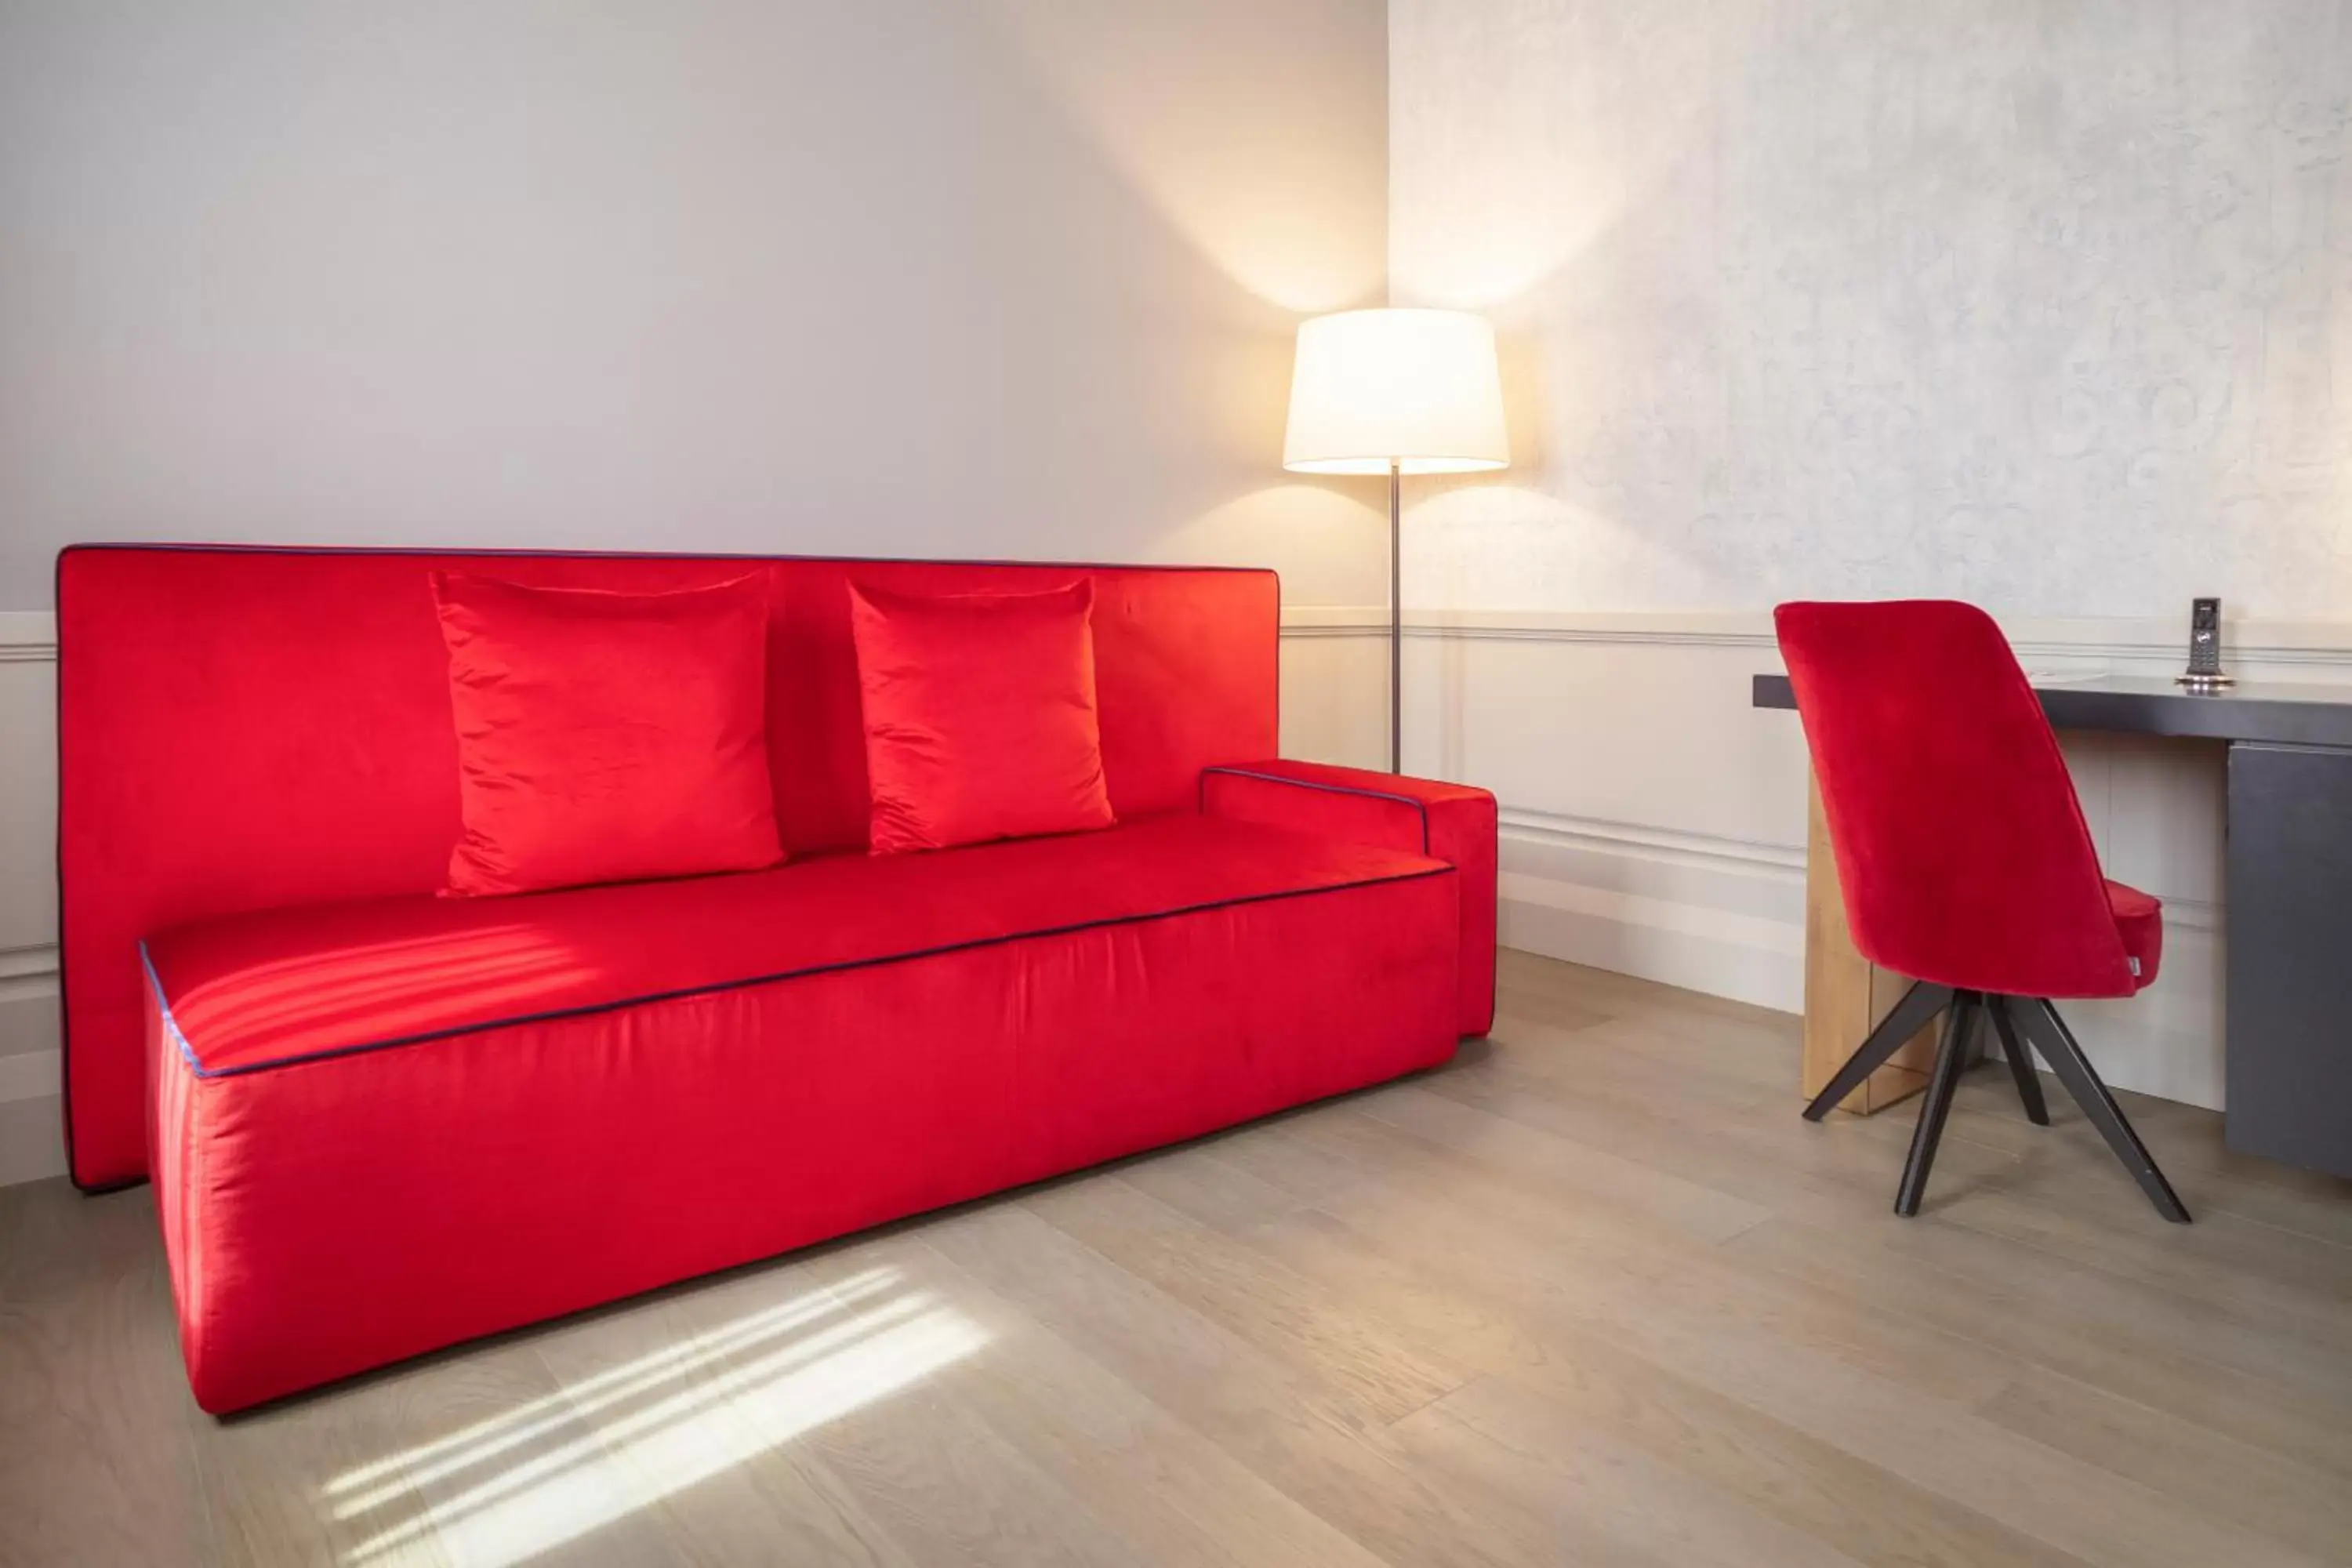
<box><xmin>848</xmin><ymin>579</ymin><xmax>1116</xmax><ymax>854</ymax></box>
<box><xmin>432</xmin><ymin>571</ymin><xmax>784</xmax><ymax>896</ymax></box>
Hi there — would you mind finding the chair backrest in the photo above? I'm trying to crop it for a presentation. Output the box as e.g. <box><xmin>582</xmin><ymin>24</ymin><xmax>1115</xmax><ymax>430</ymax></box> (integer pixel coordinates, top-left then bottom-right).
<box><xmin>1773</xmin><ymin>599</ymin><xmax>2135</xmax><ymax>1000</ymax></box>
<box><xmin>57</xmin><ymin>544</ymin><xmax>1279</xmax><ymax>1189</ymax></box>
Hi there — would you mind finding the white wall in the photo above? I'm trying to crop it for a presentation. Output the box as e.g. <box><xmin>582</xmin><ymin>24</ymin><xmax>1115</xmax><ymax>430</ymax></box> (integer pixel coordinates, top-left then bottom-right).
<box><xmin>0</xmin><ymin>0</ymin><xmax>1391</xmax><ymax>608</ymax></box>
<box><xmin>1393</xmin><ymin>0</ymin><xmax>2352</xmax><ymax>616</ymax></box>
<box><xmin>0</xmin><ymin>0</ymin><xmax>1392</xmax><ymax>1183</ymax></box>
<box><xmin>1390</xmin><ymin>0</ymin><xmax>2352</xmax><ymax>1108</ymax></box>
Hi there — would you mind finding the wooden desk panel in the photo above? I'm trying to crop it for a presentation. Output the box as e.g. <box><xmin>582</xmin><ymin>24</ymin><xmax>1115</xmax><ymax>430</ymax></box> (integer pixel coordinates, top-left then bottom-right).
<box><xmin>1800</xmin><ymin>779</ymin><xmax>1938</xmax><ymax>1114</ymax></box>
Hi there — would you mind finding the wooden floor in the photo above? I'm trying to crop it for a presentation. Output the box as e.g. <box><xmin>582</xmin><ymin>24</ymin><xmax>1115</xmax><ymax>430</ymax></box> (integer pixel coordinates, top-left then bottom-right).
<box><xmin>5</xmin><ymin>951</ymin><xmax>2351</xmax><ymax>1568</ymax></box>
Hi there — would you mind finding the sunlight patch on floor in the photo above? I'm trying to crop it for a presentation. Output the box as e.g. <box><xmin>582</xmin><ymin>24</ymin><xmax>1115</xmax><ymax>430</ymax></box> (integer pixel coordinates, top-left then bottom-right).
<box><xmin>326</xmin><ymin>1266</ymin><xmax>985</xmax><ymax>1567</ymax></box>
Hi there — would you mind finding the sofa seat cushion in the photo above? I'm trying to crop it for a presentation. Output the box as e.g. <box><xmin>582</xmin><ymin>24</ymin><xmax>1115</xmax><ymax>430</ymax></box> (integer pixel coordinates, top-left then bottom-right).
<box><xmin>145</xmin><ymin>812</ymin><xmax>1450</xmax><ymax>1077</ymax></box>
<box><xmin>147</xmin><ymin>807</ymin><xmax>1463</xmax><ymax>1414</ymax></box>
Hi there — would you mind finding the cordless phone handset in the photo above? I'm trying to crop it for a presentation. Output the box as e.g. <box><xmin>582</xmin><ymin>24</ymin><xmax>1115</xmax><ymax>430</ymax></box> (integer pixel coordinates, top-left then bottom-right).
<box><xmin>2176</xmin><ymin>597</ymin><xmax>2233</xmax><ymax>690</ymax></box>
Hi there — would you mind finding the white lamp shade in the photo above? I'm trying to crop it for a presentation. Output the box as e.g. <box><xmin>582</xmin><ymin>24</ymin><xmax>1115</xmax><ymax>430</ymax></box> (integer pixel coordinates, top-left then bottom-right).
<box><xmin>1282</xmin><ymin>308</ymin><xmax>1509</xmax><ymax>476</ymax></box>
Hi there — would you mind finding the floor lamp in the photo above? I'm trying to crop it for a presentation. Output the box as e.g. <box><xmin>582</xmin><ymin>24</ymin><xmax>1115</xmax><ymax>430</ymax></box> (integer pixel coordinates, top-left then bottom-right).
<box><xmin>1281</xmin><ymin>309</ymin><xmax>1509</xmax><ymax>772</ymax></box>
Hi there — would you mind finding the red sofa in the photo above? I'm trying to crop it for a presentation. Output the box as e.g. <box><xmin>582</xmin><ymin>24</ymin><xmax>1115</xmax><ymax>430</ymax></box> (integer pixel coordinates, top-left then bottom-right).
<box><xmin>56</xmin><ymin>545</ymin><xmax>1497</xmax><ymax>1414</ymax></box>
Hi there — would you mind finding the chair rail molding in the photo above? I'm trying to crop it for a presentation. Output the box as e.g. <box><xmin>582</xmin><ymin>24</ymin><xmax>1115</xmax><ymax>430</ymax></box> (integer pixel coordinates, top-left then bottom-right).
<box><xmin>0</xmin><ymin>610</ymin><xmax>56</xmax><ymax>662</ymax></box>
<box><xmin>1279</xmin><ymin>604</ymin><xmax>2352</xmax><ymax>668</ymax></box>
<box><xmin>0</xmin><ymin>942</ymin><xmax>59</xmax><ymax>989</ymax></box>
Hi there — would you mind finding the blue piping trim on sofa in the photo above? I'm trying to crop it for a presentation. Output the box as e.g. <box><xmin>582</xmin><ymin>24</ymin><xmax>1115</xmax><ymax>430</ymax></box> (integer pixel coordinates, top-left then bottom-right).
<box><xmin>146</xmin><ymin>863</ymin><xmax>1457</xmax><ymax>1082</ymax></box>
<box><xmin>1198</xmin><ymin>766</ymin><xmax>1434</xmax><ymax>856</ymax></box>
<box><xmin>140</xmin><ymin>942</ymin><xmax>206</xmax><ymax>1082</ymax></box>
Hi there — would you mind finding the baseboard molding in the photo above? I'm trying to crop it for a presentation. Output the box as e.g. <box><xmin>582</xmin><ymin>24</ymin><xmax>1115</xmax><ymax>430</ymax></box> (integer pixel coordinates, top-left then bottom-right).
<box><xmin>1491</xmin><ymin>810</ymin><xmax>2225</xmax><ymax>1105</ymax></box>
<box><xmin>1499</xmin><ymin>807</ymin><xmax>1803</xmax><ymax>879</ymax></box>
<box><xmin>0</xmin><ymin>1094</ymin><xmax>65</xmax><ymax>1186</ymax></box>
<box><xmin>0</xmin><ymin>1047</ymin><xmax>59</xmax><ymax>1106</ymax></box>
<box><xmin>1501</xmin><ymin>890</ymin><xmax>1801</xmax><ymax>1013</ymax></box>
<box><xmin>1491</xmin><ymin>818</ymin><xmax>2217</xmax><ymax>1008</ymax></box>
<box><xmin>1495</xmin><ymin>810</ymin><xmax>1806</xmax><ymax>1014</ymax></box>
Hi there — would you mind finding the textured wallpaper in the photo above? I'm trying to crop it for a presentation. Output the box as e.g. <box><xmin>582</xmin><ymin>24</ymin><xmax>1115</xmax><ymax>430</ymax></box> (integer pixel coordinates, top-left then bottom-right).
<box><xmin>1392</xmin><ymin>0</ymin><xmax>2352</xmax><ymax>619</ymax></box>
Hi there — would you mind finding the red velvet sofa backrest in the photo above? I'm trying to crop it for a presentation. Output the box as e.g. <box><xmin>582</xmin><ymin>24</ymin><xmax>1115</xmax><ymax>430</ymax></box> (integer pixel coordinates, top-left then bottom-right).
<box><xmin>56</xmin><ymin>545</ymin><xmax>1279</xmax><ymax>1189</ymax></box>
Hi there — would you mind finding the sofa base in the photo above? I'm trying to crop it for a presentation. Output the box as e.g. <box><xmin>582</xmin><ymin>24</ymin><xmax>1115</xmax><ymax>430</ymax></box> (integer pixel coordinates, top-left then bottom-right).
<box><xmin>151</xmin><ymin>866</ymin><xmax>1461</xmax><ymax>1414</ymax></box>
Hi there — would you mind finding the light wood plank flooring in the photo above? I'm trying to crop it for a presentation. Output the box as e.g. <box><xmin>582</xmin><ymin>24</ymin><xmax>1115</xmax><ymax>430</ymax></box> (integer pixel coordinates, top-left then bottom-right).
<box><xmin>5</xmin><ymin>949</ymin><xmax>2350</xmax><ymax>1567</ymax></box>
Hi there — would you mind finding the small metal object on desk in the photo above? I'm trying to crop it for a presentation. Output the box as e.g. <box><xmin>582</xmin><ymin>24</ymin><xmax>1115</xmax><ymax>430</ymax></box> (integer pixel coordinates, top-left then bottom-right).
<box><xmin>2176</xmin><ymin>595</ymin><xmax>2234</xmax><ymax>691</ymax></box>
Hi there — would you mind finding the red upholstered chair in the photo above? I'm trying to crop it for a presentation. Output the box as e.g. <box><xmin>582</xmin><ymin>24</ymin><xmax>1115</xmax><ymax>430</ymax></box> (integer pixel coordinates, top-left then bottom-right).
<box><xmin>1776</xmin><ymin>600</ymin><xmax>2190</xmax><ymax>1221</ymax></box>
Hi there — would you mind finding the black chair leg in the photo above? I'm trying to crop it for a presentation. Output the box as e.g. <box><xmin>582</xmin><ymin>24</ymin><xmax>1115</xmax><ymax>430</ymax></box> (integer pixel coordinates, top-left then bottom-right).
<box><xmin>1988</xmin><ymin>996</ymin><xmax>2050</xmax><ymax>1126</ymax></box>
<box><xmin>1895</xmin><ymin>991</ymin><xmax>1976</xmax><ymax>1216</ymax></box>
<box><xmin>1803</xmin><ymin>980</ymin><xmax>1956</xmax><ymax>1121</ymax></box>
<box><xmin>2014</xmin><ymin>998</ymin><xmax>2191</xmax><ymax>1223</ymax></box>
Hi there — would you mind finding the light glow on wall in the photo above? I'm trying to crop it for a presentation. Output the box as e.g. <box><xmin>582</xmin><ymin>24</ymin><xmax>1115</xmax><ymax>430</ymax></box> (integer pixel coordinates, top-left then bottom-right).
<box><xmin>985</xmin><ymin>0</ymin><xmax>1386</xmax><ymax>313</ymax></box>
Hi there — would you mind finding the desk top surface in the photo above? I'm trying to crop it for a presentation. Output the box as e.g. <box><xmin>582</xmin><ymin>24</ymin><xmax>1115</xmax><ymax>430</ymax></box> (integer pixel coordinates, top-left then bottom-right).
<box><xmin>1751</xmin><ymin>671</ymin><xmax>2352</xmax><ymax>749</ymax></box>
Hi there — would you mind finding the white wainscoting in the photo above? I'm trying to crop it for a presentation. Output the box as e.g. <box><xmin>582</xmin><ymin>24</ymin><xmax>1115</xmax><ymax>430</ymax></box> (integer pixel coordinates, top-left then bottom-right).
<box><xmin>0</xmin><ymin>607</ymin><xmax>2328</xmax><ymax>1184</ymax></box>
<box><xmin>1279</xmin><ymin>607</ymin><xmax>2352</xmax><ymax>1113</ymax></box>
<box><xmin>0</xmin><ymin>610</ymin><xmax>61</xmax><ymax>1185</ymax></box>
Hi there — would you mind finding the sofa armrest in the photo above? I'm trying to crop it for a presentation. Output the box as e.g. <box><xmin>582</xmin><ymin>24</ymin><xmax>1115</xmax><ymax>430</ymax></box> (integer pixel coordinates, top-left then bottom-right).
<box><xmin>1201</xmin><ymin>760</ymin><xmax>1497</xmax><ymax>1036</ymax></box>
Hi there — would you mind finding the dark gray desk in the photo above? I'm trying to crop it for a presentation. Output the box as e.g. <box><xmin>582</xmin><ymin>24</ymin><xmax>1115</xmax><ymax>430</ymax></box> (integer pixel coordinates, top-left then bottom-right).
<box><xmin>1754</xmin><ymin>671</ymin><xmax>2352</xmax><ymax>1180</ymax></box>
